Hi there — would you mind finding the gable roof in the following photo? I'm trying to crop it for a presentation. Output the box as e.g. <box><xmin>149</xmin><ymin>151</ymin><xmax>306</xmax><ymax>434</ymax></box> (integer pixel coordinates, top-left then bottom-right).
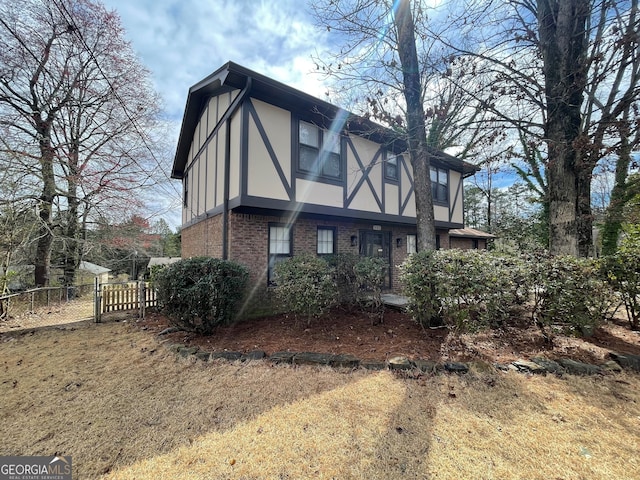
<box><xmin>148</xmin><ymin>257</ymin><xmax>182</xmax><ymax>267</ymax></box>
<box><xmin>172</xmin><ymin>61</ymin><xmax>478</xmax><ymax>180</ymax></box>
<box><xmin>448</xmin><ymin>228</ymin><xmax>496</xmax><ymax>239</ymax></box>
<box><xmin>78</xmin><ymin>261</ymin><xmax>111</xmax><ymax>275</ymax></box>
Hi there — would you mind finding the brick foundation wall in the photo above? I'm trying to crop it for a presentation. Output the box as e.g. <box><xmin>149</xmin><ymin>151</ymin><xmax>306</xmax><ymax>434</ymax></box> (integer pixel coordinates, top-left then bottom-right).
<box><xmin>228</xmin><ymin>212</ymin><xmax>271</xmax><ymax>287</ymax></box>
<box><xmin>182</xmin><ymin>212</ymin><xmax>464</xmax><ymax>313</ymax></box>
<box><xmin>450</xmin><ymin>237</ymin><xmax>487</xmax><ymax>250</ymax></box>
<box><xmin>181</xmin><ymin>214</ymin><xmax>224</xmax><ymax>258</ymax></box>
<box><xmin>227</xmin><ymin>213</ymin><xmax>454</xmax><ymax>292</ymax></box>
<box><xmin>438</xmin><ymin>230</ymin><xmax>450</xmax><ymax>250</ymax></box>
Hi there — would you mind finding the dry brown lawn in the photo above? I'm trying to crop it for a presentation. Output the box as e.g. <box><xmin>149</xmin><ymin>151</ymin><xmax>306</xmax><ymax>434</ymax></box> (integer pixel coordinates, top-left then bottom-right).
<box><xmin>1</xmin><ymin>319</ymin><xmax>640</xmax><ymax>479</ymax></box>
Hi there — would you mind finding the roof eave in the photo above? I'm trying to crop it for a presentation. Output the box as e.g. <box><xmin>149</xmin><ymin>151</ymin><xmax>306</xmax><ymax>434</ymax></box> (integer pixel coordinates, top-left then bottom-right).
<box><xmin>171</xmin><ymin>61</ymin><xmax>478</xmax><ymax>179</ymax></box>
<box><xmin>171</xmin><ymin>64</ymin><xmax>232</xmax><ymax>179</ymax></box>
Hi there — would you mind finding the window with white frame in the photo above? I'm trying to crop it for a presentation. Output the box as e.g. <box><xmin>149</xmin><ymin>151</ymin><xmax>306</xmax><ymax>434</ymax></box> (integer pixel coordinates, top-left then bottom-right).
<box><xmin>299</xmin><ymin>121</ymin><xmax>342</xmax><ymax>179</ymax></box>
<box><xmin>317</xmin><ymin>227</ymin><xmax>335</xmax><ymax>255</ymax></box>
<box><xmin>268</xmin><ymin>224</ymin><xmax>291</xmax><ymax>284</ymax></box>
<box><xmin>430</xmin><ymin>166</ymin><xmax>448</xmax><ymax>203</ymax></box>
<box><xmin>386</xmin><ymin>154</ymin><xmax>399</xmax><ymax>181</ymax></box>
<box><xmin>407</xmin><ymin>234</ymin><xmax>417</xmax><ymax>254</ymax></box>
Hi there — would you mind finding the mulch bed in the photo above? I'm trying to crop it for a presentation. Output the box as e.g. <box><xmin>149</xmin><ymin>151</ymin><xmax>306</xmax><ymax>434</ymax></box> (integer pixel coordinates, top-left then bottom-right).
<box><xmin>137</xmin><ymin>307</ymin><xmax>640</xmax><ymax>364</ymax></box>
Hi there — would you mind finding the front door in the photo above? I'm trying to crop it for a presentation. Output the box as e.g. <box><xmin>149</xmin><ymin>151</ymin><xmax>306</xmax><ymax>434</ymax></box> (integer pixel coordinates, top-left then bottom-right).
<box><xmin>359</xmin><ymin>230</ymin><xmax>392</xmax><ymax>289</ymax></box>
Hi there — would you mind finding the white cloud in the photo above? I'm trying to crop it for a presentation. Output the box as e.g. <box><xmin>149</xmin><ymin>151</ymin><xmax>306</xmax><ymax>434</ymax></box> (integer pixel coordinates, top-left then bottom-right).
<box><xmin>104</xmin><ymin>0</ymin><xmax>331</xmax><ymax>124</ymax></box>
<box><xmin>100</xmin><ymin>0</ymin><xmax>334</xmax><ymax>229</ymax></box>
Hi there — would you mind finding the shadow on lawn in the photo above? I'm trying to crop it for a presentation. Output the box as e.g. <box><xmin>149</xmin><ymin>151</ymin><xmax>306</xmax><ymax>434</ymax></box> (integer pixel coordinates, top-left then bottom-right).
<box><xmin>0</xmin><ymin>321</ymin><xmax>380</xmax><ymax>479</ymax></box>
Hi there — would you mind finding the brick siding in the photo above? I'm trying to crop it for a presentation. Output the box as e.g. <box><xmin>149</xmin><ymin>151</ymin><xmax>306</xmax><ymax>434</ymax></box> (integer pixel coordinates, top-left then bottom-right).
<box><xmin>181</xmin><ymin>212</ymin><xmax>466</xmax><ymax>313</ymax></box>
<box><xmin>450</xmin><ymin>237</ymin><xmax>487</xmax><ymax>250</ymax></box>
<box><xmin>181</xmin><ymin>214</ymin><xmax>223</xmax><ymax>258</ymax></box>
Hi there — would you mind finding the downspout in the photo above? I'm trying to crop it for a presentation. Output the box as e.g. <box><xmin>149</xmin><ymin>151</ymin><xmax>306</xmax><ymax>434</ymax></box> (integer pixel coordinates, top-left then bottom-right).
<box><xmin>222</xmin><ymin>76</ymin><xmax>252</xmax><ymax>260</ymax></box>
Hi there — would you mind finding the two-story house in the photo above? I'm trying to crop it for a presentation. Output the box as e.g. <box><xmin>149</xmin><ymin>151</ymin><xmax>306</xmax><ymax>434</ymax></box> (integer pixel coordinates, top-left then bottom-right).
<box><xmin>172</xmin><ymin>62</ymin><xmax>484</xmax><ymax>305</ymax></box>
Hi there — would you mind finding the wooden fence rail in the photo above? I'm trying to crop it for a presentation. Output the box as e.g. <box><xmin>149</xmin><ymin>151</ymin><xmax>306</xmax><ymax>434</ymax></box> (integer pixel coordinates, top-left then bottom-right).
<box><xmin>94</xmin><ymin>280</ymin><xmax>157</xmax><ymax>322</ymax></box>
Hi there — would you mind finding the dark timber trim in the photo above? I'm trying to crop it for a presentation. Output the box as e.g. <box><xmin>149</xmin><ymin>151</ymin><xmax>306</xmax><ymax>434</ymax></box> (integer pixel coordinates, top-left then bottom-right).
<box><xmin>223</xmin><ymin>77</ymin><xmax>252</xmax><ymax>260</ymax></box>
<box><xmin>247</xmin><ymin>99</ymin><xmax>293</xmax><ymax>199</ymax></box>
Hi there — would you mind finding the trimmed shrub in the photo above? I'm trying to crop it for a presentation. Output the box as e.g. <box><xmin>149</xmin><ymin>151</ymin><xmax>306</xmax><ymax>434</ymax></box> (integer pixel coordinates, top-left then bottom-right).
<box><xmin>273</xmin><ymin>254</ymin><xmax>337</xmax><ymax>324</ymax></box>
<box><xmin>529</xmin><ymin>254</ymin><xmax>616</xmax><ymax>339</ymax></box>
<box><xmin>402</xmin><ymin>250</ymin><xmax>529</xmax><ymax>331</ymax></box>
<box><xmin>601</xmin><ymin>249</ymin><xmax>640</xmax><ymax>330</ymax></box>
<box><xmin>154</xmin><ymin>257</ymin><xmax>248</xmax><ymax>334</ymax></box>
<box><xmin>353</xmin><ymin>256</ymin><xmax>388</xmax><ymax>322</ymax></box>
<box><xmin>324</xmin><ymin>253</ymin><xmax>360</xmax><ymax>306</ymax></box>
<box><xmin>148</xmin><ymin>264</ymin><xmax>167</xmax><ymax>286</ymax></box>
<box><xmin>437</xmin><ymin>250</ymin><xmax>524</xmax><ymax>331</ymax></box>
<box><xmin>399</xmin><ymin>250</ymin><xmax>442</xmax><ymax>328</ymax></box>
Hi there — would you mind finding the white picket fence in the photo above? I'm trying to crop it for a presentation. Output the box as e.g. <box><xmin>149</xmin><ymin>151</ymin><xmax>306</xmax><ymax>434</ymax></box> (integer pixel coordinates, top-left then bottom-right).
<box><xmin>94</xmin><ymin>280</ymin><xmax>157</xmax><ymax>322</ymax></box>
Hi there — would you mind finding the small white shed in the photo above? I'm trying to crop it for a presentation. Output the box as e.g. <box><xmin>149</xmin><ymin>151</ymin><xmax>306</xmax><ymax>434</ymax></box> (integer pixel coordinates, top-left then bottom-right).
<box><xmin>79</xmin><ymin>261</ymin><xmax>111</xmax><ymax>284</ymax></box>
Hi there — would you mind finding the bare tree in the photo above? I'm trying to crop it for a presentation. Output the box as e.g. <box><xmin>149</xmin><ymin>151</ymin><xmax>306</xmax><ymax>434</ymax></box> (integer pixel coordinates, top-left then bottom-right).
<box><xmin>437</xmin><ymin>0</ymin><xmax>639</xmax><ymax>256</ymax></box>
<box><xmin>51</xmin><ymin>4</ymin><xmax>164</xmax><ymax>285</ymax></box>
<box><xmin>312</xmin><ymin>0</ymin><xmax>506</xmax><ymax>250</ymax></box>
<box><xmin>0</xmin><ymin>173</ymin><xmax>38</xmax><ymax>296</ymax></box>
<box><xmin>0</xmin><ymin>0</ymin><xmax>165</xmax><ymax>285</ymax></box>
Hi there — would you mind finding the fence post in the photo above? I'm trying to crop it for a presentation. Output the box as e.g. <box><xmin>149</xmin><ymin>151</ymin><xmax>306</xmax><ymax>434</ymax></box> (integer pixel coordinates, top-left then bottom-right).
<box><xmin>138</xmin><ymin>281</ymin><xmax>145</xmax><ymax>319</ymax></box>
<box><xmin>94</xmin><ymin>277</ymin><xmax>101</xmax><ymax>323</ymax></box>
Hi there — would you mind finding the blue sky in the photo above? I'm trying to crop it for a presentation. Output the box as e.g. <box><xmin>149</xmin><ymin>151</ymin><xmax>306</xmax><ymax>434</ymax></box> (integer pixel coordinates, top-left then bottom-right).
<box><xmin>98</xmin><ymin>0</ymin><xmax>536</xmax><ymax>228</ymax></box>
<box><xmin>100</xmin><ymin>0</ymin><xmax>335</xmax><ymax>228</ymax></box>
<box><xmin>102</xmin><ymin>0</ymin><xmax>331</xmax><ymax>133</ymax></box>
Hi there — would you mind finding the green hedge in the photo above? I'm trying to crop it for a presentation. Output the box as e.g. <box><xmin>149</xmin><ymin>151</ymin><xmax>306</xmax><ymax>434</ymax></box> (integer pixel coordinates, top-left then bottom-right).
<box><xmin>353</xmin><ymin>256</ymin><xmax>388</xmax><ymax>322</ymax></box>
<box><xmin>401</xmin><ymin>250</ymin><xmax>617</xmax><ymax>336</ymax></box>
<box><xmin>154</xmin><ymin>257</ymin><xmax>248</xmax><ymax>334</ymax></box>
<box><xmin>400</xmin><ymin>250</ymin><xmax>521</xmax><ymax>331</ymax></box>
<box><xmin>273</xmin><ymin>254</ymin><xmax>388</xmax><ymax>323</ymax></box>
<box><xmin>324</xmin><ymin>253</ymin><xmax>360</xmax><ymax>305</ymax></box>
<box><xmin>273</xmin><ymin>254</ymin><xmax>337</xmax><ymax>324</ymax></box>
<box><xmin>528</xmin><ymin>254</ymin><xmax>617</xmax><ymax>339</ymax></box>
<box><xmin>601</xmin><ymin>249</ymin><xmax>640</xmax><ymax>330</ymax></box>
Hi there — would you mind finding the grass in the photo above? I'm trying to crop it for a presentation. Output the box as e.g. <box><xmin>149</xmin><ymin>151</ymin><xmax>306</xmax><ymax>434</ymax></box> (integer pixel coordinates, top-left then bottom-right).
<box><xmin>1</xmin><ymin>320</ymin><xmax>639</xmax><ymax>479</ymax></box>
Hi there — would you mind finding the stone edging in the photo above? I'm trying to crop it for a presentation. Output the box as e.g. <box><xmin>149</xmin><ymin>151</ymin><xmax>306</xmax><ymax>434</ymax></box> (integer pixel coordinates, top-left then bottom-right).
<box><xmin>166</xmin><ymin>343</ymin><xmax>640</xmax><ymax>376</ymax></box>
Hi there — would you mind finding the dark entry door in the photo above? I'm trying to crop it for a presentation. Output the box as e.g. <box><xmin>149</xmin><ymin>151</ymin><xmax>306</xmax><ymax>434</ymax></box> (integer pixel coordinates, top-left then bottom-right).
<box><xmin>359</xmin><ymin>230</ymin><xmax>391</xmax><ymax>288</ymax></box>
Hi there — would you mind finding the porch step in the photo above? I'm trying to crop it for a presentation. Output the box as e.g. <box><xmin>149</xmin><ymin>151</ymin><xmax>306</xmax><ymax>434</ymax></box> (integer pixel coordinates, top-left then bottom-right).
<box><xmin>381</xmin><ymin>293</ymin><xmax>409</xmax><ymax>308</ymax></box>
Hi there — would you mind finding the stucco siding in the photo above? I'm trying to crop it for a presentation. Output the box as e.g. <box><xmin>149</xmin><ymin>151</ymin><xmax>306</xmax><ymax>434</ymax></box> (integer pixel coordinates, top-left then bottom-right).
<box><xmin>296</xmin><ymin>179</ymin><xmax>343</xmax><ymax>208</ymax></box>
<box><xmin>385</xmin><ymin>183</ymin><xmax>399</xmax><ymax>215</ymax></box>
<box><xmin>449</xmin><ymin>170</ymin><xmax>463</xmax><ymax>224</ymax></box>
<box><xmin>247</xmin><ymin>101</ymin><xmax>290</xmax><ymax>201</ymax></box>
<box><xmin>228</xmin><ymin>113</ymin><xmax>241</xmax><ymax>200</ymax></box>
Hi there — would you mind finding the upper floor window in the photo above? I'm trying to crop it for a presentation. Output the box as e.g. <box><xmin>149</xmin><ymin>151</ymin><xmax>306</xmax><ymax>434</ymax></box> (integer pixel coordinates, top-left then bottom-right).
<box><xmin>385</xmin><ymin>155</ymin><xmax>399</xmax><ymax>181</ymax></box>
<box><xmin>299</xmin><ymin>121</ymin><xmax>342</xmax><ymax>180</ymax></box>
<box><xmin>317</xmin><ymin>227</ymin><xmax>335</xmax><ymax>255</ymax></box>
<box><xmin>430</xmin><ymin>167</ymin><xmax>448</xmax><ymax>203</ymax></box>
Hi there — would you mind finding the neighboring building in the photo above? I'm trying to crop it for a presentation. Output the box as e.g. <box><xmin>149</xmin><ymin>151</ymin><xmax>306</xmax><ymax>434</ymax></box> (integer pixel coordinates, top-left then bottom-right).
<box><xmin>146</xmin><ymin>257</ymin><xmax>182</xmax><ymax>278</ymax></box>
<box><xmin>78</xmin><ymin>261</ymin><xmax>111</xmax><ymax>285</ymax></box>
<box><xmin>172</xmin><ymin>62</ymin><xmax>482</xmax><ymax>303</ymax></box>
<box><xmin>148</xmin><ymin>257</ymin><xmax>182</xmax><ymax>268</ymax></box>
<box><xmin>449</xmin><ymin>228</ymin><xmax>496</xmax><ymax>250</ymax></box>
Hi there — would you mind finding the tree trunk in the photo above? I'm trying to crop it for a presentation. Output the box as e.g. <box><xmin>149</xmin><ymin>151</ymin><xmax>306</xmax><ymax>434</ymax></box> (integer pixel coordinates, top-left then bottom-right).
<box><xmin>63</xmin><ymin>194</ymin><xmax>80</xmax><ymax>287</ymax></box>
<box><xmin>576</xmin><ymin>166</ymin><xmax>594</xmax><ymax>257</ymax></box>
<box><xmin>537</xmin><ymin>0</ymin><xmax>589</xmax><ymax>257</ymax></box>
<box><xmin>394</xmin><ymin>0</ymin><xmax>437</xmax><ymax>251</ymax></box>
<box><xmin>63</xmin><ymin>143</ymin><xmax>81</xmax><ymax>287</ymax></box>
<box><xmin>601</xmin><ymin>133</ymin><xmax>633</xmax><ymax>255</ymax></box>
<box><xmin>34</xmin><ymin>119</ymin><xmax>56</xmax><ymax>287</ymax></box>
